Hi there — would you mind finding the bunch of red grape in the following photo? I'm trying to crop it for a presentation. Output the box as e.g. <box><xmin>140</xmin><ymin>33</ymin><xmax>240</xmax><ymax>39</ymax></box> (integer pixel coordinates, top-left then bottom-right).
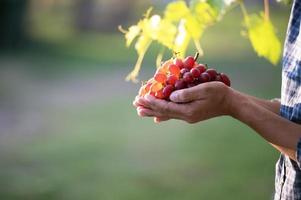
<box><xmin>138</xmin><ymin>53</ymin><xmax>231</xmax><ymax>100</ymax></box>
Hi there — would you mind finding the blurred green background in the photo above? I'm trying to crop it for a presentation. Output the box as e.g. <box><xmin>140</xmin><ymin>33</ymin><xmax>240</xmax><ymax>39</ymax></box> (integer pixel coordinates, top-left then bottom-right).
<box><xmin>0</xmin><ymin>0</ymin><xmax>291</xmax><ymax>199</ymax></box>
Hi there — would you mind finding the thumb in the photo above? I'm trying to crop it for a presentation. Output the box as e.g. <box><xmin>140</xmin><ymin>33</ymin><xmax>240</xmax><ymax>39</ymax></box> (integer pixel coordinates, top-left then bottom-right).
<box><xmin>169</xmin><ymin>89</ymin><xmax>196</xmax><ymax>103</ymax></box>
<box><xmin>170</xmin><ymin>84</ymin><xmax>208</xmax><ymax>103</ymax></box>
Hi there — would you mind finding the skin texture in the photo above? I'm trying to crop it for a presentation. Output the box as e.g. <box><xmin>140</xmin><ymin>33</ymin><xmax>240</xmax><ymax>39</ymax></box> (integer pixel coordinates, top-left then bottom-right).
<box><xmin>133</xmin><ymin>82</ymin><xmax>301</xmax><ymax>161</ymax></box>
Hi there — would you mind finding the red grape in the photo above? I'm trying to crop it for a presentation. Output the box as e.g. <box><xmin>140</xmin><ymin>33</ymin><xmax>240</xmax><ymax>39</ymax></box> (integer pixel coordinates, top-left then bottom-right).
<box><xmin>191</xmin><ymin>68</ymin><xmax>201</xmax><ymax>78</ymax></box>
<box><xmin>206</xmin><ymin>69</ymin><xmax>217</xmax><ymax>80</ymax></box>
<box><xmin>139</xmin><ymin>85</ymin><xmax>147</xmax><ymax>96</ymax></box>
<box><xmin>175</xmin><ymin>79</ymin><xmax>187</xmax><ymax>90</ymax></box>
<box><xmin>150</xmin><ymin>92</ymin><xmax>156</xmax><ymax>97</ymax></box>
<box><xmin>136</xmin><ymin>53</ymin><xmax>232</xmax><ymax>100</ymax></box>
<box><xmin>183</xmin><ymin>56</ymin><xmax>195</xmax><ymax>69</ymax></box>
<box><xmin>150</xmin><ymin>82</ymin><xmax>163</xmax><ymax>92</ymax></box>
<box><xmin>145</xmin><ymin>82</ymin><xmax>152</xmax><ymax>93</ymax></box>
<box><xmin>199</xmin><ymin>72</ymin><xmax>211</xmax><ymax>83</ymax></box>
<box><xmin>183</xmin><ymin>72</ymin><xmax>194</xmax><ymax>83</ymax></box>
<box><xmin>155</xmin><ymin>89</ymin><xmax>165</xmax><ymax>99</ymax></box>
<box><xmin>168</xmin><ymin>64</ymin><xmax>180</xmax><ymax>76</ymax></box>
<box><xmin>180</xmin><ymin>68</ymin><xmax>190</xmax><ymax>76</ymax></box>
<box><xmin>154</xmin><ymin>73</ymin><xmax>167</xmax><ymax>83</ymax></box>
<box><xmin>196</xmin><ymin>64</ymin><xmax>206</xmax><ymax>74</ymax></box>
<box><xmin>174</xmin><ymin>58</ymin><xmax>184</xmax><ymax>69</ymax></box>
<box><xmin>220</xmin><ymin>73</ymin><xmax>231</xmax><ymax>87</ymax></box>
<box><xmin>163</xmin><ymin>85</ymin><xmax>174</xmax><ymax>98</ymax></box>
<box><xmin>166</xmin><ymin>74</ymin><xmax>178</xmax><ymax>85</ymax></box>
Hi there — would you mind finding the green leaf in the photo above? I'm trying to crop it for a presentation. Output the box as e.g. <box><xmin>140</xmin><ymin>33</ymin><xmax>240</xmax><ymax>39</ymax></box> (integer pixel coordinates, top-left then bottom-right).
<box><xmin>244</xmin><ymin>13</ymin><xmax>282</xmax><ymax>65</ymax></box>
<box><xmin>164</xmin><ymin>0</ymin><xmax>190</xmax><ymax>22</ymax></box>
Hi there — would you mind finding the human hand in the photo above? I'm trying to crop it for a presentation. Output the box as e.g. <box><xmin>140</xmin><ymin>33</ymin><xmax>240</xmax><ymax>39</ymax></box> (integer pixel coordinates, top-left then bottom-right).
<box><xmin>133</xmin><ymin>81</ymin><xmax>234</xmax><ymax>123</ymax></box>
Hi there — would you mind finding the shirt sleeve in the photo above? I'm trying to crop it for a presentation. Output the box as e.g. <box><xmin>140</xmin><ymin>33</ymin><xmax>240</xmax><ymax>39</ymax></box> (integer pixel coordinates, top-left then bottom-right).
<box><xmin>295</xmin><ymin>137</ymin><xmax>301</xmax><ymax>168</ymax></box>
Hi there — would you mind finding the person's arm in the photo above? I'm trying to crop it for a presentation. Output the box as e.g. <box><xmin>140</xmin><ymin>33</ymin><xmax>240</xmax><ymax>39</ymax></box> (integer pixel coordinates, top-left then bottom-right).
<box><xmin>133</xmin><ymin>82</ymin><xmax>301</xmax><ymax>161</ymax></box>
<box><xmin>244</xmin><ymin>95</ymin><xmax>280</xmax><ymax>115</ymax></box>
<box><xmin>229</xmin><ymin>89</ymin><xmax>299</xmax><ymax>161</ymax></box>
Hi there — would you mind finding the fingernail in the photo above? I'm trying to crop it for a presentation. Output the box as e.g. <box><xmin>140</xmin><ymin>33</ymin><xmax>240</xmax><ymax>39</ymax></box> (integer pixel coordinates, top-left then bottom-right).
<box><xmin>154</xmin><ymin>118</ymin><xmax>160</xmax><ymax>123</ymax></box>
<box><xmin>137</xmin><ymin>109</ymin><xmax>145</xmax><ymax>117</ymax></box>
<box><xmin>169</xmin><ymin>92</ymin><xmax>178</xmax><ymax>101</ymax></box>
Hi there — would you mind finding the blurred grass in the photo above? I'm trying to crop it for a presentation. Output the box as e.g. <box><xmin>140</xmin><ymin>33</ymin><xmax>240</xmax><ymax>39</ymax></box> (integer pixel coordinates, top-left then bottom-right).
<box><xmin>0</xmin><ymin>4</ymin><xmax>291</xmax><ymax>200</ymax></box>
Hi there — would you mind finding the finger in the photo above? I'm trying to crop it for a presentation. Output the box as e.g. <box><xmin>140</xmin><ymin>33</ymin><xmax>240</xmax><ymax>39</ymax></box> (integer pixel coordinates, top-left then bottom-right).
<box><xmin>137</xmin><ymin>106</ymin><xmax>169</xmax><ymax>118</ymax></box>
<box><xmin>137</xmin><ymin>106</ymin><xmax>158</xmax><ymax>117</ymax></box>
<box><xmin>169</xmin><ymin>83</ymin><xmax>211</xmax><ymax>103</ymax></box>
<box><xmin>154</xmin><ymin>117</ymin><xmax>170</xmax><ymax>123</ymax></box>
<box><xmin>144</xmin><ymin>95</ymin><xmax>187</xmax><ymax>120</ymax></box>
<box><xmin>134</xmin><ymin>96</ymin><xmax>152</xmax><ymax>109</ymax></box>
<box><xmin>133</xmin><ymin>96</ymin><xmax>141</xmax><ymax>107</ymax></box>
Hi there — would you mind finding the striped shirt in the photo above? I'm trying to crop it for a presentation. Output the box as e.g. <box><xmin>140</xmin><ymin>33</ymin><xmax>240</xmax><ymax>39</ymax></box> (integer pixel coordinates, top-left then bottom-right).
<box><xmin>275</xmin><ymin>0</ymin><xmax>301</xmax><ymax>199</ymax></box>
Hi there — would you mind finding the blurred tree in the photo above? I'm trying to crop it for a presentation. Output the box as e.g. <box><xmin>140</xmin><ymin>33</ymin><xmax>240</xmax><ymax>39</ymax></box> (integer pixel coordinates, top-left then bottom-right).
<box><xmin>74</xmin><ymin>0</ymin><xmax>145</xmax><ymax>32</ymax></box>
<box><xmin>0</xmin><ymin>0</ymin><xmax>28</xmax><ymax>48</ymax></box>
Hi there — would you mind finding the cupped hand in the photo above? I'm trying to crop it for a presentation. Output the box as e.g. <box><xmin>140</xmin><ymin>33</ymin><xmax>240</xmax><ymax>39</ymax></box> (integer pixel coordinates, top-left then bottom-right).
<box><xmin>133</xmin><ymin>81</ymin><xmax>234</xmax><ymax>124</ymax></box>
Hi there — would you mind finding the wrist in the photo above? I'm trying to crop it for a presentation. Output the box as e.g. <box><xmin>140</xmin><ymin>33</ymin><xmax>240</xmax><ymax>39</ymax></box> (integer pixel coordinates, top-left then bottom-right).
<box><xmin>225</xmin><ymin>88</ymin><xmax>248</xmax><ymax>119</ymax></box>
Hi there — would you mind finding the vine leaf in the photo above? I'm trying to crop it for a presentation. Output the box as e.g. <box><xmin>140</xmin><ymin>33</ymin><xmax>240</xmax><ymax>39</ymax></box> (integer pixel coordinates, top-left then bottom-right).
<box><xmin>164</xmin><ymin>0</ymin><xmax>190</xmax><ymax>22</ymax></box>
<box><xmin>173</xmin><ymin>20</ymin><xmax>191</xmax><ymax>58</ymax></box>
<box><xmin>123</xmin><ymin>25</ymin><xmax>141</xmax><ymax>47</ymax></box>
<box><xmin>243</xmin><ymin>13</ymin><xmax>281</xmax><ymax>65</ymax></box>
<box><xmin>126</xmin><ymin>35</ymin><xmax>152</xmax><ymax>82</ymax></box>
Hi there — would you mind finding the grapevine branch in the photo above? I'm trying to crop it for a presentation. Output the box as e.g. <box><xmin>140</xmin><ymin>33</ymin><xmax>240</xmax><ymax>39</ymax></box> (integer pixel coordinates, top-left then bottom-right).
<box><xmin>264</xmin><ymin>0</ymin><xmax>270</xmax><ymax>21</ymax></box>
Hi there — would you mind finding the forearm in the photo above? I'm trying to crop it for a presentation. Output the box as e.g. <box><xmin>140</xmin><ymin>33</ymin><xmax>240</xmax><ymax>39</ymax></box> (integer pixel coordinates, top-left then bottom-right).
<box><xmin>245</xmin><ymin>95</ymin><xmax>280</xmax><ymax>115</ymax></box>
<box><xmin>228</xmin><ymin>89</ymin><xmax>301</xmax><ymax>160</ymax></box>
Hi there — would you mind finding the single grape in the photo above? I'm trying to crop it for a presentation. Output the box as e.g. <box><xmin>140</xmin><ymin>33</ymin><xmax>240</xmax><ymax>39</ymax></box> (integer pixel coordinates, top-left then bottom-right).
<box><xmin>145</xmin><ymin>82</ymin><xmax>152</xmax><ymax>93</ymax></box>
<box><xmin>166</xmin><ymin>74</ymin><xmax>178</xmax><ymax>85</ymax></box>
<box><xmin>196</xmin><ymin>64</ymin><xmax>206</xmax><ymax>74</ymax></box>
<box><xmin>175</xmin><ymin>79</ymin><xmax>187</xmax><ymax>90</ymax></box>
<box><xmin>199</xmin><ymin>72</ymin><xmax>211</xmax><ymax>83</ymax></box>
<box><xmin>138</xmin><ymin>85</ymin><xmax>147</xmax><ymax>97</ymax></box>
<box><xmin>206</xmin><ymin>69</ymin><xmax>217</xmax><ymax>80</ymax></box>
<box><xmin>155</xmin><ymin>89</ymin><xmax>165</xmax><ymax>99</ymax></box>
<box><xmin>183</xmin><ymin>56</ymin><xmax>195</xmax><ymax>69</ymax></box>
<box><xmin>174</xmin><ymin>58</ymin><xmax>184</xmax><ymax>69</ymax></box>
<box><xmin>183</xmin><ymin>72</ymin><xmax>194</xmax><ymax>83</ymax></box>
<box><xmin>154</xmin><ymin>73</ymin><xmax>167</xmax><ymax>83</ymax></box>
<box><xmin>157</xmin><ymin>60</ymin><xmax>172</xmax><ymax>74</ymax></box>
<box><xmin>220</xmin><ymin>73</ymin><xmax>231</xmax><ymax>87</ymax></box>
<box><xmin>150</xmin><ymin>92</ymin><xmax>156</xmax><ymax>97</ymax></box>
<box><xmin>150</xmin><ymin>82</ymin><xmax>163</xmax><ymax>93</ymax></box>
<box><xmin>163</xmin><ymin>84</ymin><xmax>174</xmax><ymax>98</ymax></box>
<box><xmin>180</xmin><ymin>68</ymin><xmax>190</xmax><ymax>77</ymax></box>
<box><xmin>193</xmin><ymin>62</ymin><xmax>199</xmax><ymax>68</ymax></box>
<box><xmin>168</xmin><ymin>64</ymin><xmax>180</xmax><ymax>76</ymax></box>
<box><xmin>191</xmin><ymin>68</ymin><xmax>201</xmax><ymax>78</ymax></box>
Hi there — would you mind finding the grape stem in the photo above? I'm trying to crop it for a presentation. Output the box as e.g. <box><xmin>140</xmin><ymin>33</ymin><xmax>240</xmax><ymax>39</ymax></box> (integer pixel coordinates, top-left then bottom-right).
<box><xmin>156</xmin><ymin>47</ymin><xmax>165</xmax><ymax>68</ymax></box>
<box><xmin>126</xmin><ymin>41</ymin><xmax>152</xmax><ymax>82</ymax></box>
<box><xmin>239</xmin><ymin>2</ymin><xmax>248</xmax><ymax>20</ymax></box>
<box><xmin>193</xmin><ymin>39</ymin><xmax>204</xmax><ymax>57</ymax></box>
<box><xmin>264</xmin><ymin>0</ymin><xmax>270</xmax><ymax>21</ymax></box>
<box><xmin>194</xmin><ymin>52</ymin><xmax>199</xmax><ymax>62</ymax></box>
